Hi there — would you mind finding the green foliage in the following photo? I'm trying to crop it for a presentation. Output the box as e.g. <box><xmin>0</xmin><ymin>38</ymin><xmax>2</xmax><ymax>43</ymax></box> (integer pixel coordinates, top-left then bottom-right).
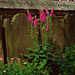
<box><xmin>57</xmin><ymin>44</ymin><xmax>75</xmax><ymax>75</ymax></box>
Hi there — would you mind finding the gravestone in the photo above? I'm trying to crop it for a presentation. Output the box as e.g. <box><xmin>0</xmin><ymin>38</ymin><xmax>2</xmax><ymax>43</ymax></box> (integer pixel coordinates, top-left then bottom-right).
<box><xmin>52</xmin><ymin>14</ymin><xmax>75</xmax><ymax>47</ymax></box>
<box><xmin>64</xmin><ymin>14</ymin><xmax>75</xmax><ymax>46</ymax></box>
<box><xmin>4</xmin><ymin>13</ymin><xmax>38</xmax><ymax>59</ymax></box>
<box><xmin>52</xmin><ymin>16</ymin><xmax>66</xmax><ymax>48</ymax></box>
<box><xmin>41</xmin><ymin>16</ymin><xmax>66</xmax><ymax>48</ymax></box>
<box><xmin>41</xmin><ymin>14</ymin><xmax>75</xmax><ymax>48</ymax></box>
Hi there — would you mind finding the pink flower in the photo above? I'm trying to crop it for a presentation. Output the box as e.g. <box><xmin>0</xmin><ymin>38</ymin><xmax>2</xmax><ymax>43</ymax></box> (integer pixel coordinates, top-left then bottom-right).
<box><xmin>27</xmin><ymin>58</ymin><xmax>29</xmax><ymax>60</ymax></box>
<box><xmin>17</xmin><ymin>58</ymin><xmax>20</xmax><ymax>60</ymax></box>
<box><xmin>11</xmin><ymin>60</ymin><xmax>13</xmax><ymax>64</ymax></box>
<box><xmin>42</xmin><ymin>72</ymin><xmax>45</xmax><ymax>74</ymax></box>
<box><xmin>24</xmin><ymin>62</ymin><xmax>26</xmax><ymax>64</ymax></box>
<box><xmin>52</xmin><ymin>7</ymin><xmax>54</xmax><ymax>12</ymax></box>
<box><xmin>21</xmin><ymin>64</ymin><xmax>23</xmax><ymax>66</ymax></box>
<box><xmin>11</xmin><ymin>58</ymin><xmax>13</xmax><ymax>60</ymax></box>
<box><xmin>50</xmin><ymin>13</ymin><xmax>53</xmax><ymax>17</ymax></box>
<box><xmin>18</xmin><ymin>61</ymin><xmax>20</xmax><ymax>63</ymax></box>
<box><xmin>51</xmin><ymin>11</ymin><xmax>53</xmax><ymax>14</ymax></box>
<box><xmin>45</xmin><ymin>6</ymin><xmax>49</xmax><ymax>15</ymax></box>
<box><xmin>9</xmin><ymin>63</ymin><xmax>10</xmax><ymax>64</ymax></box>
<box><xmin>0</xmin><ymin>58</ymin><xmax>3</xmax><ymax>61</ymax></box>
<box><xmin>45</xmin><ymin>70</ymin><xmax>47</xmax><ymax>72</ymax></box>
<box><xmin>39</xmin><ymin>10</ymin><xmax>46</xmax><ymax>22</ymax></box>
<box><xmin>74</xmin><ymin>50</ymin><xmax>75</xmax><ymax>52</ymax></box>
<box><xmin>3</xmin><ymin>70</ymin><xmax>6</xmax><ymax>73</ymax></box>
<box><xmin>36</xmin><ymin>32</ymin><xmax>37</xmax><ymax>34</ymax></box>
<box><xmin>34</xmin><ymin>16</ymin><xmax>38</xmax><ymax>27</ymax></box>
<box><xmin>20</xmin><ymin>53</ymin><xmax>22</xmax><ymax>55</ymax></box>
<box><xmin>63</xmin><ymin>55</ymin><xmax>65</xmax><ymax>58</ymax></box>
<box><xmin>50</xmin><ymin>7</ymin><xmax>54</xmax><ymax>17</ymax></box>
<box><xmin>27</xmin><ymin>10</ymin><xmax>33</xmax><ymax>23</ymax></box>
<box><xmin>11</xmin><ymin>58</ymin><xmax>14</xmax><ymax>64</ymax></box>
<box><xmin>46</xmin><ymin>22</ymin><xmax>49</xmax><ymax>32</ymax></box>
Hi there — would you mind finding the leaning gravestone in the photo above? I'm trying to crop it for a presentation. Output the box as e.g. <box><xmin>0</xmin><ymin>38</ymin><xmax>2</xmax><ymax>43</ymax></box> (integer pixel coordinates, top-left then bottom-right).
<box><xmin>3</xmin><ymin>13</ymin><xmax>37</xmax><ymax>59</ymax></box>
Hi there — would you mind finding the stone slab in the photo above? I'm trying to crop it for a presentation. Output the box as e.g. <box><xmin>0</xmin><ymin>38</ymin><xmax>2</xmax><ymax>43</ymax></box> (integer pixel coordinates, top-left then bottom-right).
<box><xmin>4</xmin><ymin>13</ymin><xmax>38</xmax><ymax>59</ymax></box>
<box><xmin>0</xmin><ymin>0</ymin><xmax>75</xmax><ymax>10</ymax></box>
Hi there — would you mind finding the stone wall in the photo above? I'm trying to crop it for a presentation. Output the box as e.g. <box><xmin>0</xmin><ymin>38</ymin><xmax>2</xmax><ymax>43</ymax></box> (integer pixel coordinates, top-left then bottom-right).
<box><xmin>0</xmin><ymin>0</ymin><xmax>75</xmax><ymax>10</ymax></box>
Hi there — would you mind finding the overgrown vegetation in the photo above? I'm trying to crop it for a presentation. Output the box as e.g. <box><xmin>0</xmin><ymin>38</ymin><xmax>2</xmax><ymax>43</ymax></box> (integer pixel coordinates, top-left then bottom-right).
<box><xmin>0</xmin><ymin>6</ymin><xmax>75</xmax><ymax>75</ymax></box>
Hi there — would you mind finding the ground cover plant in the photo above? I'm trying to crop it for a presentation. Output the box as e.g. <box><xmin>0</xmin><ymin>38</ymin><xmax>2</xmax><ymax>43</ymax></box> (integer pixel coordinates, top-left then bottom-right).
<box><xmin>0</xmin><ymin>6</ymin><xmax>75</xmax><ymax>75</ymax></box>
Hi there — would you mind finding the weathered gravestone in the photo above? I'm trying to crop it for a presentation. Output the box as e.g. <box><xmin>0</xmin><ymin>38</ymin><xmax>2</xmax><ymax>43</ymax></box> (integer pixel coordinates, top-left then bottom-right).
<box><xmin>64</xmin><ymin>14</ymin><xmax>75</xmax><ymax>46</ymax></box>
<box><xmin>52</xmin><ymin>16</ymin><xmax>66</xmax><ymax>48</ymax></box>
<box><xmin>41</xmin><ymin>16</ymin><xmax>66</xmax><ymax>49</ymax></box>
<box><xmin>41</xmin><ymin>14</ymin><xmax>75</xmax><ymax>49</ymax></box>
<box><xmin>3</xmin><ymin>13</ymin><xmax>38</xmax><ymax>59</ymax></box>
<box><xmin>52</xmin><ymin>14</ymin><xmax>75</xmax><ymax>47</ymax></box>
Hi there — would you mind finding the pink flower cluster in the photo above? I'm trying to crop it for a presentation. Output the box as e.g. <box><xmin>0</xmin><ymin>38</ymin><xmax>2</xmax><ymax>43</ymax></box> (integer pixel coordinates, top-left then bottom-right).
<box><xmin>39</xmin><ymin>10</ymin><xmax>46</xmax><ymax>22</ymax></box>
<box><xmin>17</xmin><ymin>58</ymin><xmax>20</xmax><ymax>63</ymax></box>
<box><xmin>50</xmin><ymin>7</ymin><xmax>54</xmax><ymax>17</ymax></box>
<box><xmin>0</xmin><ymin>58</ymin><xmax>3</xmax><ymax>61</ymax></box>
<box><xmin>20</xmin><ymin>53</ymin><xmax>22</xmax><ymax>55</ymax></box>
<box><xmin>46</xmin><ymin>22</ymin><xmax>49</xmax><ymax>32</ymax></box>
<box><xmin>27</xmin><ymin>6</ymin><xmax>54</xmax><ymax>32</ymax></box>
<box><xmin>27</xmin><ymin>10</ymin><xmax>33</xmax><ymax>23</ymax></box>
<box><xmin>24</xmin><ymin>62</ymin><xmax>26</xmax><ymax>64</ymax></box>
<box><xmin>3</xmin><ymin>70</ymin><xmax>6</xmax><ymax>73</ymax></box>
<box><xmin>45</xmin><ymin>6</ymin><xmax>49</xmax><ymax>15</ymax></box>
<box><xmin>34</xmin><ymin>16</ymin><xmax>38</xmax><ymax>27</ymax></box>
<box><xmin>11</xmin><ymin>58</ymin><xmax>14</xmax><ymax>64</ymax></box>
<box><xmin>42</xmin><ymin>70</ymin><xmax>47</xmax><ymax>74</ymax></box>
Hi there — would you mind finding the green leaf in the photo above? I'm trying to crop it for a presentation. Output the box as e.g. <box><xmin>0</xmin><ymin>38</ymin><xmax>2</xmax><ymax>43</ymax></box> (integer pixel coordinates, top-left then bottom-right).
<box><xmin>43</xmin><ymin>59</ymin><xmax>47</xmax><ymax>64</ymax></box>
<box><xmin>47</xmin><ymin>52</ymin><xmax>52</xmax><ymax>55</ymax></box>
<box><xmin>27</xmin><ymin>48</ymin><xmax>32</xmax><ymax>51</ymax></box>
<box><xmin>26</xmin><ymin>62</ymin><xmax>30</xmax><ymax>68</ymax></box>
<box><xmin>42</xmin><ymin>46</ymin><xmax>47</xmax><ymax>50</ymax></box>
<box><xmin>24</xmin><ymin>55</ymin><xmax>29</xmax><ymax>58</ymax></box>
<box><xmin>40</xmin><ymin>51</ymin><xmax>44</xmax><ymax>53</ymax></box>
<box><xmin>34</xmin><ymin>63</ymin><xmax>38</xmax><ymax>66</ymax></box>
<box><xmin>30</xmin><ymin>63</ymin><xmax>33</xmax><ymax>66</ymax></box>
<box><xmin>35</xmin><ymin>55</ymin><xmax>39</xmax><ymax>58</ymax></box>
<box><xmin>38</xmin><ymin>63</ymin><xmax>45</xmax><ymax>69</ymax></box>
<box><xmin>33</xmin><ymin>49</ymin><xmax>38</xmax><ymax>52</ymax></box>
<box><xmin>39</xmin><ymin>55</ymin><xmax>46</xmax><ymax>57</ymax></box>
<box><xmin>65</xmin><ymin>47</ymin><xmax>69</xmax><ymax>50</ymax></box>
<box><xmin>34</xmin><ymin>58</ymin><xmax>38</xmax><ymax>62</ymax></box>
